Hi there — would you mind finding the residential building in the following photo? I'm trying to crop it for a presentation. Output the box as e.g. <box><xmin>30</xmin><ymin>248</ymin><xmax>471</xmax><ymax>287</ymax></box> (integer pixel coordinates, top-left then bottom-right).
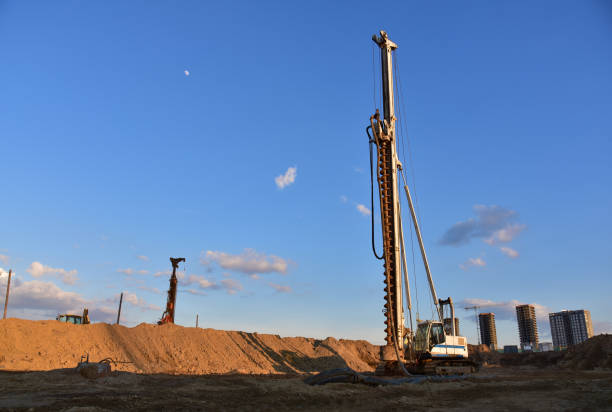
<box><xmin>516</xmin><ymin>304</ymin><xmax>539</xmax><ymax>350</ymax></box>
<box><xmin>479</xmin><ymin>312</ymin><xmax>498</xmax><ymax>349</ymax></box>
<box><xmin>549</xmin><ymin>310</ymin><xmax>594</xmax><ymax>349</ymax></box>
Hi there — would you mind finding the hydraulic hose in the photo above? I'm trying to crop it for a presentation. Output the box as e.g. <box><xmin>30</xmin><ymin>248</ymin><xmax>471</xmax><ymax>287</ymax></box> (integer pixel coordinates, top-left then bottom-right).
<box><xmin>367</xmin><ymin>125</ymin><xmax>384</xmax><ymax>261</ymax></box>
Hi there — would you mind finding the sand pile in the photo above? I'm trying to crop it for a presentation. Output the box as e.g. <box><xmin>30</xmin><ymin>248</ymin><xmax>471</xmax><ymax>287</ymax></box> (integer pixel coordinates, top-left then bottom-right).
<box><xmin>476</xmin><ymin>335</ymin><xmax>612</xmax><ymax>370</ymax></box>
<box><xmin>0</xmin><ymin>319</ymin><xmax>380</xmax><ymax>375</ymax></box>
<box><xmin>559</xmin><ymin>334</ymin><xmax>612</xmax><ymax>370</ymax></box>
<box><xmin>468</xmin><ymin>343</ymin><xmax>501</xmax><ymax>366</ymax></box>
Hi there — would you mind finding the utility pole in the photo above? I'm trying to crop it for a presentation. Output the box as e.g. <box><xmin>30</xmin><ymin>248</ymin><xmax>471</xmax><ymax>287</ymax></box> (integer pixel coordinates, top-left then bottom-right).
<box><xmin>195</xmin><ymin>314</ymin><xmax>199</xmax><ymax>328</ymax></box>
<box><xmin>3</xmin><ymin>269</ymin><xmax>12</xmax><ymax>320</ymax></box>
<box><xmin>116</xmin><ymin>292</ymin><xmax>123</xmax><ymax>325</ymax></box>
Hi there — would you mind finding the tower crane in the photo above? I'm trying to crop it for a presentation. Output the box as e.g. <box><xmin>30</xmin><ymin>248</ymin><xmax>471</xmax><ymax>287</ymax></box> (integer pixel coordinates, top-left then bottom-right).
<box><xmin>464</xmin><ymin>305</ymin><xmax>482</xmax><ymax>345</ymax></box>
<box><xmin>368</xmin><ymin>30</ymin><xmax>476</xmax><ymax>374</ymax></box>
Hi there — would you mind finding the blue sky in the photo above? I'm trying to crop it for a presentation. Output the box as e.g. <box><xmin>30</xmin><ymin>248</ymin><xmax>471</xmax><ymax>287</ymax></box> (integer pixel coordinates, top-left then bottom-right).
<box><xmin>1</xmin><ymin>1</ymin><xmax>610</xmax><ymax>346</ymax></box>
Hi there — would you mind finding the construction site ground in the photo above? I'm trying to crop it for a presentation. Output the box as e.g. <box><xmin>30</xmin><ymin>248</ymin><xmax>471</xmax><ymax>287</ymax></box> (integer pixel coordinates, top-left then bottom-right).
<box><xmin>1</xmin><ymin>367</ymin><xmax>611</xmax><ymax>411</ymax></box>
<box><xmin>0</xmin><ymin>319</ymin><xmax>611</xmax><ymax>410</ymax></box>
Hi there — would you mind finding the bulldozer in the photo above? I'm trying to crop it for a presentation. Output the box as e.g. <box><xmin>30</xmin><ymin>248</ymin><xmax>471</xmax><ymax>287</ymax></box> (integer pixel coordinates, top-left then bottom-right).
<box><xmin>56</xmin><ymin>308</ymin><xmax>90</xmax><ymax>324</ymax></box>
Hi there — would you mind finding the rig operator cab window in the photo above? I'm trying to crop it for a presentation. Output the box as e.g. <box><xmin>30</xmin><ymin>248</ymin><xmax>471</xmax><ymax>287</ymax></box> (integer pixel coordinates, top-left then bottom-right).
<box><xmin>415</xmin><ymin>321</ymin><xmax>446</xmax><ymax>352</ymax></box>
<box><xmin>56</xmin><ymin>314</ymin><xmax>83</xmax><ymax>324</ymax></box>
<box><xmin>430</xmin><ymin>323</ymin><xmax>445</xmax><ymax>346</ymax></box>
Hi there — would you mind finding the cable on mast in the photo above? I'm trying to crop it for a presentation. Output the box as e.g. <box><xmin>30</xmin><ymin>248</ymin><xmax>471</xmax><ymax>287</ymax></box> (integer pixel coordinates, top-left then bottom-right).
<box><xmin>367</xmin><ymin>125</ymin><xmax>384</xmax><ymax>260</ymax></box>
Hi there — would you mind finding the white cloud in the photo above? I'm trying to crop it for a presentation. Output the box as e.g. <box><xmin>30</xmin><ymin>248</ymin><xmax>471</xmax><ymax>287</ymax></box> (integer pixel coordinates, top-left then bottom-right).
<box><xmin>221</xmin><ymin>278</ymin><xmax>243</xmax><ymax>295</ymax></box>
<box><xmin>152</xmin><ymin>270</ymin><xmax>171</xmax><ymax>278</ymax></box>
<box><xmin>459</xmin><ymin>257</ymin><xmax>486</xmax><ymax>270</ymax></box>
<box><xmin>137</xmin><ymin>285</ymin><xmax>161</xmax><ymax>294</ymax></box>
<box><xmin>440</xmin><ymin>205</ymin><xmax>526</xmax><ymax>246</ymax></box>
<box><xmin>484</xmin><ymin>224</ymin><xmax>526</xmax><ymax>245</ymax></box>
<box><xmin>0</xmin><ymin>267</ymin><xmax>20</xmax><ymax>287</ymax></box>
<box><xmin>269</xmin><ymin>283</ymin><xmax>291</xmax><ymax>293</ymax></box>
<box><xmin>356</xmin><ymin>204</ymin><xmax>371</xmax><ymax>216</ymax></box>
<box><xmin>0</xmin><ymin>273</ymin><xmax>148</xmax><ymax>323</ymax></box>
<box><xmin>177</xmin><ymin>273</ymin><xmax>221</xmax><ymax>292</ymax></box>
<box><xmin>88</xmin><ymin>306</ymin><xmax>117</xmax><ymax>323</ymax></box>
<box><xmin>27</xmin><ymin>262</ymin><xmax>78</xmax><ymax>285</ymax></box>
<box><xmin>184</xmin><ymin>70</ymin><xmax>190</xmax><ymax>76</ymax></box>
<box><xmin>201</xmin><ymin>248</ymin><xmax>289</xmax><ymax>275</ymax></box>
<box><xmin>0</xmin><ymin>254</ymin><xmax>9</xmax><ymax>264</ymax></box>
<box><xmin>119</xmin><ymin>292</ymin><xmax>160</xmax><ymax>311</ymax></box>
<box><xmin>184</xmin><ymin>274</ymin><xmax>217</xmax><ymax>289</ymax></box>
<box><xmin>117</xmin><ymin>268</ymin><xmax>148</xmax><ymax>276</ymax></box>
<box><xmin>275</xmin><ymin>166</ymin><xmax>297</xmax><ymax>189</ymax></box>
<box><xmin>0</xmin><ymin>275</ymin><xmax>99</xmax><ymax>319</ymax></box>
<box><xmin>340</xmin><ymin>195</ymin><xmax>348</xmax><ymax>203</ymax></box>
<box><xmin>136</xmin><ymin>255</ymin><xmax>149</xmax><ymax>262</ymax></box>
<box><xmin>183</xmin><ymin>289</ymin><xmax>206</xmax><ymax>296</ymax></box>
<box><xmin>500</xmin><ymin>246</ymin><xmax>519</xmax><ymax>259</ymax></box>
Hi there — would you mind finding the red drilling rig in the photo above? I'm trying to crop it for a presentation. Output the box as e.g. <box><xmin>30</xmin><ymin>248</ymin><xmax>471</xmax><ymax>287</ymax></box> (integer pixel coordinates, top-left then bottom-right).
<box><xmin>158</xmin><ymin>257</ymin><xmax>185</xmax><ymax>325</ymax></box>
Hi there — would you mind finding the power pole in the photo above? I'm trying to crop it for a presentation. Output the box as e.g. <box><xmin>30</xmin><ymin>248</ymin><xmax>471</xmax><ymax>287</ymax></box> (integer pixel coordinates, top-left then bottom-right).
<box><xmin>116</xmin><ymin>292</ymin><xmax>123</xmax><ymax>325</ymax></box>
<box><xmin>195</xmin><ymin>314</ymin><xmax>199</xmax><ymax>328</ymax></box>
<box><xmin>3</xmin><ymin>269</ymin><xmax>12</xmax><ymax>319</ymax></box>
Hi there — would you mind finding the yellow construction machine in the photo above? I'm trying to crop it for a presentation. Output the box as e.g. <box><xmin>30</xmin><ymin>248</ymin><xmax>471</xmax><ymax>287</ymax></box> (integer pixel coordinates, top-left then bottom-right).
<box><xmin>56</xmin><ymin>308</ymin><xmax>90</xmax><ymax>324</ymax></box>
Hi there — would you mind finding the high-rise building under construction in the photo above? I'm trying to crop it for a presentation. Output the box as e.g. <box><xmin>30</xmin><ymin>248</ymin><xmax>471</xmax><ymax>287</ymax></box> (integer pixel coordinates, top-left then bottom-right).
<box><xmin>549</xmin><ymin>310</ymin><xmax>593</xmax><ymax>349</ymax></box>
<box><xmin>479</xmin><ymin>312</ymin><xmax>498</xmax><ymax>349</ymax></box>
<box><xmin>516</xmin><ymin>304</ymin><xmax>539</xmax><ymax>350</ymax></box>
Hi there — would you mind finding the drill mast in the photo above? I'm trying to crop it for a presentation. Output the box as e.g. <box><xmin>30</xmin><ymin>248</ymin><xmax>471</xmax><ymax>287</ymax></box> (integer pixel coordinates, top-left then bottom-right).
<box><xmin>369</xmin><ymin>31</ymin><xmax>467</xmax><ymax>372</ymax></box>
<box><xmin>158</xmin><ymin>257</ymin><xmax>185</xmax><ymax>325</ymax></box>
<box><xmin>371</xmin><ymin>31</ymin><xmax>403</xmax><ymax>348</ymax></box>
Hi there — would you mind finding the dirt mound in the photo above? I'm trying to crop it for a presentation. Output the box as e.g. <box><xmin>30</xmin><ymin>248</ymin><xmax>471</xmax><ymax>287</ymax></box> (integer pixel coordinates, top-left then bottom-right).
<box><xmin>560</xmin><ymin>334</ymin><xmax>612</xmax><ymax>370</ymax></box>
<box><xmin>0</xmin><ymin>318</ymin><xmax>380</xmax><ymax>375</ymax></box>
<box><xmin>468</xmin><ymin>344</ymin><xmax>491</xmax><ymax>354</ymax></box>
<box><xmin>499</xmin><ymin>351</ymin><xmax>565</xmax><ymax>368</ymax></box>
<box><xmin>468</xmin><ymin>344</ymin><xmax>502</xmax><ymax>366</ymax></box>
<box><xmin>488</xmin><ymin>335</ymin><xmax>612</xmax><ymax>370</ymax></box>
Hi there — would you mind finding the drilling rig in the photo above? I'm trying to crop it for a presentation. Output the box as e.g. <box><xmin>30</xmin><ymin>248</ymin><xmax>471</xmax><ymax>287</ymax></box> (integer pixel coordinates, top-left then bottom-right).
<box><xmin>158</xmin><ymin>257</ymin><xmax>185</xmax><ymax>325</ymax></box>
<box><xmin>369</xmin><ymin>31</ymin><xmax>475</xmax><ymax>374</ymax></box>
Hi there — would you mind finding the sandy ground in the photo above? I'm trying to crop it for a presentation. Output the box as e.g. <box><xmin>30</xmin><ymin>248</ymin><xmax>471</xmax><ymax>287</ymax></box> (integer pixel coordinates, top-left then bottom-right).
<box><xmin>0</xmin><ymin>367</ymin><xmax>610</xmax><ymax>411</ymax></box>
<box><xmin>0</xmin><ymin>319</ymin><xmax>379</xmax><ymax>374</ymax></box>
<box><xmin>1</xmin><ymin>320</ymin><xmax>611</xmax><ymax>410</ymax></box>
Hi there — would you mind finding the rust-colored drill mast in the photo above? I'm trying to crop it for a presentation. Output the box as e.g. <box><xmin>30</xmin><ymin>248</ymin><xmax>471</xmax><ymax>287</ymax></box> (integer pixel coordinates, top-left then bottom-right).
<box><xmin>158</xmin><ymin>257</ymin><xmax>185</xmax><ymax>325</ymax></box>
<box><xmin>371</xmin><ymin>30</ymin><xmax>402</xmax><ymax>347</ymax></box>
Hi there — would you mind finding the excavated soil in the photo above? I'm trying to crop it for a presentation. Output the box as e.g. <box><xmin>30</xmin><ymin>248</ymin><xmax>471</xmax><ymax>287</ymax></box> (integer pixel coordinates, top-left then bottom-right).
<box><xmin>469</xmin><ymin>334</ymin><xmax>612</xmax><ymax>370</ymax></box>
<box><xmin>0</xmin><ymin>367</ymin><xmax>610</xmax><ymax>410</ymax></box>
<box><xmin>0</xmin><ymin>319</ymin><xmax>380</xmax><ymax>374</ymax></box>
<box><xmin>1</xmin><ymin>320</ymin><xmax>611</xmax><ymax>410</ymax></box>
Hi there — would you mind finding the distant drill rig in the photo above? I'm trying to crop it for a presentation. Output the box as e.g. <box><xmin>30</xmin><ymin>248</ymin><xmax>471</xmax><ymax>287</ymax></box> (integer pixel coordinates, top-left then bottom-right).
<box><xmin>158</xmin><ymin>257</ymin><xmax>185</xmax><ymax>325</ymax></box>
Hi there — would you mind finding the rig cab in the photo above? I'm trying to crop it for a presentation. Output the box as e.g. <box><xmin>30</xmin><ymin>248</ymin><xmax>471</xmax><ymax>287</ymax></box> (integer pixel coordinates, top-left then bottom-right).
<box><xmin>414</xmin><ymin>320</ymin><xmax>468</xmax><ymax>361</ymax></box>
